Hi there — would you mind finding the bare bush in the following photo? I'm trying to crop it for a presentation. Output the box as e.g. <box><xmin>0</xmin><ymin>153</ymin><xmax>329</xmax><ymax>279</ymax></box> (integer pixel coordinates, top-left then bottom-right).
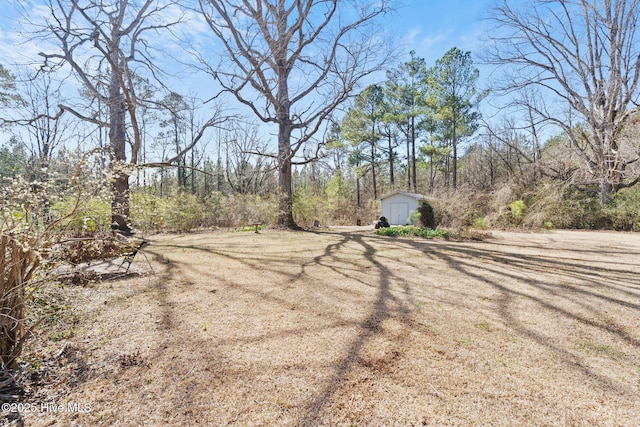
<box><xmin>431</xmin><ymin>187</ymin><xmax>491</xmax><ymax>230</ymax></box>
<box><xmin>1</xmin><ymin>178</ymin><xmax>63</xmax><ymax>369</ymax></box>
<box><xmin>1</xmin><ymin>159</ymin><xmax>87</xmax><ymax>369</ymax></box>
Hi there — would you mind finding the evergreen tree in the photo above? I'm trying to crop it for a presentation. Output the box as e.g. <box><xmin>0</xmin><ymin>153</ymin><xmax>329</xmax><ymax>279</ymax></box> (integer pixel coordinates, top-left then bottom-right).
<box><xmin>427</xmin><ymin>47</ymin><xmax>486</xmax><ymax>191</ymax></box>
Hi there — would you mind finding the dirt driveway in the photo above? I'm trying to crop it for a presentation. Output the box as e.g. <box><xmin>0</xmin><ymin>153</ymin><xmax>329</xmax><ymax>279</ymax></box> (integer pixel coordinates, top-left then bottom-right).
<box><xmin>13</xmin><ymin>228</ymin><xmax>640</xmax><ymax>426</ymax></box>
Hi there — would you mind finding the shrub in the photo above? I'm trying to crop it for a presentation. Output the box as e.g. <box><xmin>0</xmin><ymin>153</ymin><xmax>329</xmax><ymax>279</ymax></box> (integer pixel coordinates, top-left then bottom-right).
<box><xmin>131</xmin><ymin>190</ymin><xmax>205</xmax><ymax>232</ymax></box>
<box><xmin>52</xmin><ymin>196</ymin><xmax>112</xmax><ymax>233</ymax></box>
<box><xmin>130</xmin><ymin>191</ymin><xmax>164</xmax><ymax>231</ymax></box>
<box><xmin>293</xmin><ymin>184</ymin><xmax>327</xmax><ymax>227</ymax></box>
<box><xmin>170</xmin><ymin>193</ymin><xmax>205</xmax><ymax>231</ymax></box>
<box><xmin>375</xmin><ymin>225</ymin><xmax>452</xmax><ymax>239</ymax></box>
<box><xmin>430</xmin><ymin>187</ymin><xmax>489</xmax><ymax>230</ymax></box>
<box><xmin>1</xmin><ymin>175</ymin><xmax>81</xmax><ymax>369</ymax></box>
<box><xmin>55</xmin><ymin>232</ymin><xmax>125</xmax><ymax>264</ymax></box>
<box><xmin>602</xmin><ymin>187</ymin><xmax>640</xmax><ymax>231</ymax></box>
<box><xmin>509</xmin><ymin>200</ymin><xmax>527</xmax><ymax>220</ymax></box>
<box><xmin>325</xmin><ymin>171</ymin><xmax>356</xmax><ymax>224</ymax></box>
<box><xmin>524</xmin><ymin>182</ymin><xmax>604</xmax><ymax>229</ymax></box>
<box><xmin>201</xmin><ymin>191</ymin><xmax>228</xmax><ymax>227</ymax></box>
<box><xmin>407</xmin><ymin>210</ymin><xmax>420</xmax><ymax>226</ymax></box>
<box><xmin>418</xmin><ymin>202</ymin><xmax>436</xmax><ymax>228</ymax></box>
<box><xmin>224</xmin><ymin>194</ymin><xmax>277</xmax><ymax>227</ymax></box>
<box><xmin>472</xmin><ymin>217</ymin><xmax>487</xmax><ymax>230</ymax></box>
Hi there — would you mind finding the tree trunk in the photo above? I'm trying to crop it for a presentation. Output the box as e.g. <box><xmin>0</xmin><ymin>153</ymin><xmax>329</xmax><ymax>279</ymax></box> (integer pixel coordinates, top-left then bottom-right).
<box><xmin>452</xmin><ymin>109</ymin><xmax>458</xmax><ymax>192</ymax></box>
<box><xmin>489</xmin><ymin>143</ymin><xmax>495</xmax><ymax>188</ymax></box>
<box><xmin>277</xmin><ymin>121</ymin><xmax>296</xmax><ymax>227</ymax></box>
<box><xmin>600</xmin><ymin>177</ymin><xmax>614</xmax><ymax>204</ymax></box>
<box><xmin>109</xmin><ymin>63</ymin><xmax>132</xmax><ymax>235</ymax></box>
<box><xmin>406</xmin><ymin>131</ymin><xmax>411</xmax><ymax>191</ymax></box>
<box><xmin>445</xmin><ymin>153</ymin><xmax>450</xmax><ymax>188</ymax></box>
<box><xmin>388</xmin><ymin>133</ymin><xmax>395</xmax><ymax>186</ymax></box>
<box><xmin>411</xmin><ymin>116</ymin><xmax>417</xmax><ymax>192</ymax></box>
<box><xmin>191</xmin><ymin>150</ymin><xmax>196</xmax><ymax>194</ymax></box>
<box><xmin>275</xmin><ymin>48</ymin><xmax>297</xmax><ymax>228</ymax></box>
<box><xmin>429</xmin><ymin>154</ymin><xmax>434</xmax><ymax>193</ymax></box>
<box><xmin>371</xmin><ymin>142</ymin><xmax>377</xmax><ymax>200</ymax></box>
<box><xmin>356</xmin><ymin>158</ymin><xmax>361</xmax><ymax>208</ymax></box>
<box><xmin>371</xmin><ymin>121</ymin><xmax>377</xmax><ymax>200</ymax></box>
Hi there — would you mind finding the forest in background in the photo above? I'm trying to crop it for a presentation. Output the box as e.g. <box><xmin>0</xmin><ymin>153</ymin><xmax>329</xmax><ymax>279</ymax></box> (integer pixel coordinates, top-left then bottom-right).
<box><xmin>2</xmin><ymin>49</ymin><xmax>639</xmax><ymax>233</ymax></box>
<box><xmin>0</xmin><ymin>0</ymin><xmax>639</xmax><ymax>236</ymax></box>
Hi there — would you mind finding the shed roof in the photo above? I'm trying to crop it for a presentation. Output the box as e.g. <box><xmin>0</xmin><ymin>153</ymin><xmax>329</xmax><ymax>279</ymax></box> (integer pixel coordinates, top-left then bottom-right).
<box><xmin>380</xmin><ymin>191</ymin><xmax>432</xmax><ymax>201</ymax></box>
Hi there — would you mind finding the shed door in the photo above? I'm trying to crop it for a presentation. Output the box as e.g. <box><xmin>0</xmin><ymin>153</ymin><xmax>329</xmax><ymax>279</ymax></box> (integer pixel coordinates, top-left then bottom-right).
<box><xmin>390</xmin><ymin>202</ymin><xmax>409</xmax><ymax>225</ymax></box>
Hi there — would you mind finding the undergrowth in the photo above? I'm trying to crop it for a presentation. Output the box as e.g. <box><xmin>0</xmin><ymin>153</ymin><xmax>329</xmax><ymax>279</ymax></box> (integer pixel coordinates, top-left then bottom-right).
<box><xmin>375</xmin><ymin>226</ymin><xmax>453</xmax><ymax>239</ymax></box>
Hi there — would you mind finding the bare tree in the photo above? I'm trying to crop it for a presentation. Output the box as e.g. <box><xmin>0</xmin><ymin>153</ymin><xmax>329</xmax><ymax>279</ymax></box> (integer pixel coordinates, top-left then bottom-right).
<box><xmin>19</xmin><ymin>72</ymin><xmax>73</xmax><ymax>170</ymax></box>
<box><xmin>485</xmin><ymin>0</ymin><xmax>640</xmax><ymax>203</ymax></box>
<box><xmin>158</xmin><ymin>92</ymin><xmax>189</xmax><ymax>188</ymax></box>
<box><xmin>197</xmin><ymin>0</ymin><xmax>394</xmax><ymax>227</ymax></box>
<box><xmin>145</xmin><ymin>92</ymin><xmax>227</xmax><ymax>195</ymax></box>
<box><xmin>37</xmin><ymin>0</ymin><xmax>185</xmax><ymax>234</ymax></box>
<box><xmin>223</xmin><ymin>126</ymin><xmax>274</xmax><ymax>195</ymax></box>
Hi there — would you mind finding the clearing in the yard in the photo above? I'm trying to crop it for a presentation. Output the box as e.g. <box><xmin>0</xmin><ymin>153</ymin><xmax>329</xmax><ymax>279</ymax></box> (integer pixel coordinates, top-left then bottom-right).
<box><xmin>14</xmin><ymin>227</ymin><xmax>640</xmax><ymax>425</ymax></box>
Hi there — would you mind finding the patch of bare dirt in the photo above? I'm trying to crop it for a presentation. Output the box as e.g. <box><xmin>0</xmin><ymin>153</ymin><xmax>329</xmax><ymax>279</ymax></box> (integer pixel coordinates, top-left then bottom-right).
<box><xmin>6</xmin><ymin>228</ymin><xmax>640</xmax><ymax>426</ymax></box>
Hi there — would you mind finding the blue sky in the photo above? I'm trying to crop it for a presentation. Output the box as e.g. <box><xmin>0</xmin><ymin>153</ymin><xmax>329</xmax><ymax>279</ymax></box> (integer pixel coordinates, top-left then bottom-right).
<box><xmin>391</xmin><ymin>0</ymin><xmax>494</xmax><ymax>66</ymax></box>
<box><xmin>0</xmin><ymin>0</ymin><xmax>495</xmax><ymax>83</ymax></box>
<box><xmin>0</xmin><ymin>0</ymin><xmax>498</xmax><ymax>148</ymax></box>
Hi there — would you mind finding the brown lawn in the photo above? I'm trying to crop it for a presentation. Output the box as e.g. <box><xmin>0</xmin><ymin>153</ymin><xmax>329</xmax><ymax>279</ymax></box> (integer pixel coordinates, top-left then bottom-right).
<box><xmin>10</xmin><ymin>227</ymin><xmax>640</xmax><ymax>426</ymax></box>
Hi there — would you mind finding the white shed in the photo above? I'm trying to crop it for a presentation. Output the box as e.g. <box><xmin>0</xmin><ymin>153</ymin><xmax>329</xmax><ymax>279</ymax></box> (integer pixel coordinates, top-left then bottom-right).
<box><xmin>380</xmin><ymin>191</ymin><xmax>432</xmax><ymax>225</ymax></box>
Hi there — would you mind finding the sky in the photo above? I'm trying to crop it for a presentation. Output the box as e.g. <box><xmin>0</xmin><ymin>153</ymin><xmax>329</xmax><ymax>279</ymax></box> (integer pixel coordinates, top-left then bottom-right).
<box><xmin>391</xmin><ymin>0</ymin><xmax>494</xmax><ymax>67</ymax></box>
<box><xmin>0</xmin><ymin>0</ymin><xmax>496</xmax><ymax>84</ymax></box>
<box><xmin>0</xmin><ymin>0</ymin><xmax>499</xmax><ymax>148</ymax></box>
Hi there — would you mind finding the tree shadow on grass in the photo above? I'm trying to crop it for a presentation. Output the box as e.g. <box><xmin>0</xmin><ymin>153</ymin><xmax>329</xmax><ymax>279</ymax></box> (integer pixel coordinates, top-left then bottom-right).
<box><xmin>137</xmin><ymin>230</ymin><xmax>419</xmax><ymax>424</ymax></box>
<box><xmin>369</xmin><ymin>232</ymin><xmax>640</xmax><ymax>388</ymax></box>
<box><xmin>296</xmin><ymin>232</ymin><xmax>413</xmax><ymax>425</ymax></box>
<box><xmin>119</xmin><ymin>229</ymin><xmax>639</xmax><ymax>424</ymax></box>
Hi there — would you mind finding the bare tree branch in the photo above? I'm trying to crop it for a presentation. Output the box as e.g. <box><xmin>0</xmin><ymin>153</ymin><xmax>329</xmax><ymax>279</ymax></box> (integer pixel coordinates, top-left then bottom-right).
<box><xmin>197</xmin><ymin>0</ymin><xmax>396</xmax><ymax>226</ymax></box>
<box><xmin>484</xmin><ymin>0</ymin><xmax>640</xmax><ymax>202</ymax></box>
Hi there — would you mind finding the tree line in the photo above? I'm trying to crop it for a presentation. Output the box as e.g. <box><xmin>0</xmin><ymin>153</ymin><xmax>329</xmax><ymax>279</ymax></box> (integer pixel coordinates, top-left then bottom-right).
<box><xmin>1</xmin><ymin>0</ymin><xmax>639</xmax><ymax>231</ymax></box>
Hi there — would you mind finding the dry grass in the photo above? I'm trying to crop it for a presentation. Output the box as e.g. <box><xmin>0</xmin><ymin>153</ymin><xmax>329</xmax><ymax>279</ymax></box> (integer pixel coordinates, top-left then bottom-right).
<box><xmin>8</xmin><ymin>227</ymin><xmax>640</xmax><ymax>426</ymax></box>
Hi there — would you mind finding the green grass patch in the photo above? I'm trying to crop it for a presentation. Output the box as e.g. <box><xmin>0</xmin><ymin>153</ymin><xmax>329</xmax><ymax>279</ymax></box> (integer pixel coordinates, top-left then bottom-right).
<box><xmin>375</xmin><ymin>225</ymin><xmax>453</xmax><ymax>239</ymax></box>
<box><xmin>574</xmin><ymin>339</ymin><xmax>622</xmax><ymax>359</ymax></box>
<box><xmin>241</xmin><ymin>224</ymin><xmax>266</xmax><ymax>232</ymax></box>
<box><xmin>473</xmin><ymin>321</ymin><xmax>492</xmax><ymax>332</ymax></box>
<box><xmin>49</xmin><ymin>329</ymin><xmax>73</xmax><ymax>342</ymax></box>
<box><xmin>456</xmin><ymin>336</ymin><xmax>472</xmax><ymax>346</ymax></box>
<box><xmin>472</xmin><ymin>217</ymin><xmax>487</xmax><ymax>230</ymax></box>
